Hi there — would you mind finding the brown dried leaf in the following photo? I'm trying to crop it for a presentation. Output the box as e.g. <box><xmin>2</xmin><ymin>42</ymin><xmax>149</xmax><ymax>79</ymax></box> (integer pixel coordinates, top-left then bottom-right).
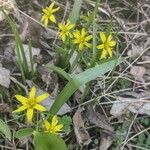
<box><xmin>73</xmin><ymin>109</ymin><xmax>91</xmax><ymax>146</ymax></box>
<box><xmin>130</xmin><ymin>66</ymin><xmax>146</xmax><ymax>82</ymax></box>
<box><xmin>0</xmin><ymin>64</ymin><xmax>10</xmax><ymax>88</ymax></box>
<box><xmin>0</xmin><ymin>0</ymin><xmax>17</xmax><ymax>21</ymax></box>
<box><xmin>85</xmin><ymin>106</ymin><xmax>114</xmax><ymax>132</ymax></box>
<box><xmin>110</xmin><ymin>96</ymin><xmax>150</xmax><ymax>116</ymax></box>
<box><xmin>99</xmin><ymin>132</ymin><xmax>113</xmax><ymax>150</ymax></box>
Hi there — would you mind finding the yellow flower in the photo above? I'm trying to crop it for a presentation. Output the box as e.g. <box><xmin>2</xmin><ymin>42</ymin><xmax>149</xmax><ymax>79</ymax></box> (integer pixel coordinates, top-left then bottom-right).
<box><xmin>41</xmin><ymin>2</ymin><xmax>60</xmax><ymax>27</ymax></box>
<box><xmin>73</xmin><ymin>28</ymin><xmax>93</xmax><ymax>51</ymax></box>
<box><xmin>58</xmin><ymin>21</ymin><xmax>75</xmax><ymax>42</ymax></box>
<box><xmin>44</xmin><ymin>115</ymin><xmax>63</xmax><ymax>134</ymax></box>
<box><xmin>13</xmin><ymin>86</ymin><xmax>49</xmax><ymax>123</ymax></box>
<box><xmin>97</xmin><ymin>32</ymin><xmax>116</xmax><ymax>59</ymax></box>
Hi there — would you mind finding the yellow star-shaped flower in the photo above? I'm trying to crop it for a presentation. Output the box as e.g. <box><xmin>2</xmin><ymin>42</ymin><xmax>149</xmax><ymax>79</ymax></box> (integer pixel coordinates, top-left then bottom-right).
<box><xmin>58</xmin><ymin>21</ymin><xmax>75</xmax><ymax>42</ymax></box>
<box><xmin>44</xmin><ymin>116</ymin><xmax>63</xmax><ymax>134</ymax></box>
<box><xmin>97</xmin><ymin>32</ymin><xmax>116</xmax><ymax>59</ymax></box>
<box><xmin>73</xmin><ymin>28</ymin><xmax>93</xmax><ymax>51</ymax></box>
<box><xmin>13</xmin><ymin>86</ymin><xmax>49</xmax><ymax>123</ymax></box>
<box><xmin>41</xmin><ymin>2</ymin><xmax>60</xmax><ymax>27</ymax></box>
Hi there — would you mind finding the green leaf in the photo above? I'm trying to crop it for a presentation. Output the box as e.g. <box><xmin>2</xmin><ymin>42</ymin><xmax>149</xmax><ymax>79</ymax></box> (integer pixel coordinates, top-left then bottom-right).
<box><xmin>0</xmin><ymin>119</ymin><xmax>11</xmax><ymax>140</ymax></box>
<box><xmin>15</xmin><ymin>128</ymin><xmax>34</xmax><ymax>139</ymax></box>
<box><xmin>69</xmin><ymin>0</ymin><xmax>83</xmax><ymax>23</ymax></box>
<box><xmin>33</xmin><ymin>131</ymin><xmax>67</xmax><ymax>150</ymax></box>
<box><xmin>138</xmin><ymin>133</ymin><xmax>146</xmax><ymax>144</ymax></box>
<box><xmin>59</xmin><ymin>116</ymin><xmax>72</xmax><ymax>133</ymax></box>
<box><xmin>49</xmin><ymin>58</ymin><xmax>123</xmax><ymax>115</ymax></box>
<box><xmin>45</xmin><ymin>65</ymin><xmax>71</xmax><ymax>81</ymax></box>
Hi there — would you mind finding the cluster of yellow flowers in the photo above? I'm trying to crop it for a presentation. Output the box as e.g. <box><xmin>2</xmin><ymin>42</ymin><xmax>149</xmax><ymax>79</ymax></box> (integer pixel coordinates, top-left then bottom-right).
<box><xmin>41</xmin><ymin>2</ymin><xmax>116</xmax><ymax>59</ymax></box>
<box><xmin>13</xmin><ymin>86</ymin><xmax>63</xmax><ymax>134</ymax></box>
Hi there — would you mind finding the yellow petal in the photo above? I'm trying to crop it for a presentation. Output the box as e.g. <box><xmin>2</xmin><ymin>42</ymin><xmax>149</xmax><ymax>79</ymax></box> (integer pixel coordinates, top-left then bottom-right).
<box><xmin>84</xmin><ymin>42</ymin><xmax>91</xmax><ymax>48</ymax></box>
<box><xmin>51</xmin><ymin>115</ymin><xmax>58</xmax><ymax>127</ymax></box>
<box><xmin>108</xmin><ymin>41</ymin><xmax>116</xmax><ymax>47</ymax></box>
<box><xmin>73</xmin><ymin>30</ymin><xmax>80</xmax><ymax>38</ymax></box>
<box><xmin>85</xmin><ymin>35</ymin><xmax>93</xmax><ymax>41</ymax></box>
<box><xmin>29</xmin><ymin>86</ymin><xmax>36</xmax><ymax>99</ymax></box>
<box><xmin>34</xmin><ymin>104</ymin><xmax>46</xmax><ymax>111</ymax></box>
<box><xmin>107</xmin><ymin>48</ymin><xmax>113</xmax><ymax>57</ymax></box>
<box><xmin>54</xmin><ymin>124</ymin><xmax>63</xmax><ymax>132</ymax></box>
<box><xmin>44</xmin><ymin>120</ymin><xmax>50</xmax><ymax>130</ymax></box>
<box><xmin>101</xmin><ymin>49</ymin><xmax>107</xmax><ymax>59</ymax></box>
<box><xmin>81</xmin><ymin>28</ymin><xmax>87</xmax><ymax>36</ymax></box>
<box><xmin>97</xmin><ymin>44</ymin><xmax>104</xmax><ymax>49</ymax></box>
<box><xmin>50</xmin><ymin>15</ymin><xmax>56</xmax><ymax>23</ymax></box>
<box><xmin>49</xmin><ymin>2</ymin><xmax>55</xmax><ymax>9</ymax></box>
<box><xmin>58</xmin><ymin>23</ymin><xmax>63</xmax><ymax>30</ymax></box>
<box><xmin>52</xmin><ymin>7</ymin><xmax>60</xmax><ymax>13</ymax></box>
<box><xmin>36</xmin><ymin>93</ymin><xmax>49</xmax><ymax>102</ymax></box>
<box><xmin>107</xmin><ymin>34</ymin><xmax>112</xmax><ymax>42</ymax></box>
<box><xmin>100</xmin><ymin>32</ymin><xmax>106</xmax><ymax>43</ymax></box>
<box><xmin>79</xmin><ymin>43</ymin><xmax>84</xmax><ymax>50</ymax></box>
<box><xmin>13</xmin><ymin>105</ymin><xmax>27</xmax><ymax>113</ymax></box>
<box><xmin>27</xmin><ymin>108</ymin><xmax>34</xmax><ymax>123</ymax></box>
<box><xmin>15</xmin><ymin>95</ymin><xmax>28</xmax><ymax>104</ymax></box>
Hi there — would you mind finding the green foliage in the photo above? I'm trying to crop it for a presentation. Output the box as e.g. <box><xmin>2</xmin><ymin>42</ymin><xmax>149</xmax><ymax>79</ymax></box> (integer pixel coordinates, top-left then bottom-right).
<box><xmin>3</xmin><ymin>11</ymin><xmax>36</xmax><ymax>82</ymax></box>
<box><xmin>112</xmin><ymin>124</ymin><xmax>128</xmax><ymax>150</ymax></box>
<box><xmin>59</xmin><ymin>116</ymin><xmax>72</xmax><ymax>133</ymax></box>
<box><xmin>69</xmin><ymin>0</ymin><xmax>83</xmax><ymax>23</ymax></box>
<box><xmin>33</xmin><ymin>131</ymin><xmax>67</xmax><ymax>150</ymax></box>
<box><xmin>48</xmin><ymin>58</ymin><xmax>123</xmax><ymax>116</ymax></box>
<box><xmin>0</xmin><ymin>119</ymin><xmax>11</xmax><ymax>141</ymax></box>
<box><xmin>136</xmin><ymin>133</ymin><xmax>150</xmax><ymax>150</ymax></box>
<box><xmin>140</xmin><ymin>117</ymin><xmax>150</xmax><ymax>126</ymax></box>
<box><xmin>15</xmin><ymin>128</ymin><xmax>34</xmax><ymax>139</ymax></box>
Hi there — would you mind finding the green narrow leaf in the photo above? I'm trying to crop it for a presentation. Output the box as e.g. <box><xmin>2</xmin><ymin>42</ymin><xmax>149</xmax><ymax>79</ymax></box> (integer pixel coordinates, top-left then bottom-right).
<box><xmin>33</xmin><ymin>131</ymin><xmax>67</xmax><ymax>150</ymax></box>
<box><xmin>45</xmin><ymin>65</ymin><xmax>71</xmax><ymax>81</ymax></box>
<box><xmin>49</xmin><ymin>58</ymin><xmax>123</xmax><ymax>115</ymax></box>
<box><xmin>0</xmin><ymin>119</ymin><xmax>11</xmax><ymax>140</ymax></box>
<box><xmin>15</xmin><ymin>128</ymin><xmax>34</xmax><ymax>139</ymax></box>
<box><xmin>69</xmin><ymin>0</ymin><xmax>83</xmax><ymax>23</ymax></box>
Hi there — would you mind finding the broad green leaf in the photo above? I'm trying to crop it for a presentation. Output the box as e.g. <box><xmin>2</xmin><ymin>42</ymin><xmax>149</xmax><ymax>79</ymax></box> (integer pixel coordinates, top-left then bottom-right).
<box><xmin>15</xmin><ymin>128</ymin><xmax>34</xmax><ymax>139</ymax></box>
<box><xmin>69</xmin><ymin>0</ymin><xmax>83</xmax><ymax>23</ymax></box>
<box><xmin>0</xmin><ymin>119</ymin><xmax>11</xmax><ymax>140</ymax></box>
<box><xmin>33</xmin><ymin>131</ymin><xmax>67</xmax><ymax>150</ymax></box>
<box><xmin>49</xmin><ymin>58</ymin><xmax>123</xmax><ymax>115</ymax></box>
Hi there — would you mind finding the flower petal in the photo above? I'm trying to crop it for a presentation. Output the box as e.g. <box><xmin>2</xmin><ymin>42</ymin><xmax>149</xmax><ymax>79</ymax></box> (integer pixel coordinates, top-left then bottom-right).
<box><xmin>34</xmin><ymin>104</ymin><xmax>46</xmax><ymax>111</ymax></box>
<box><xmin>101</xmin><ymin>49</ymin><xmax>107</xmax><ymax>59</ymax></box>
<box><xmin>29</xmin><ymin>86</ymin><xmax>36</xmax><ymax>99</ymax></box>
<box><xmin>97</xmin><ymin>44</ymin><xmax>104</xmax><ymax>49</ymax></box>
<box><xmin>50</xmin><ymin>15</ymin><xmax>56</xmax><ymax>23</ymax></box>
<box><xmin>54</xmin><ymin>124</ymin><xmax>63</xmax><ymax>132</ymax></box>
<box><xmin>44</xmin><ymin>120</ymin><xmax>50</xmax><ymax>130</ymax></box>
<box><xmin>36</xmin><ymin>93</ymin><xmax>49</xmax><ymax>102</ymax></box>
<box><xmin>27</xmin><ymin>108</ymin><xmax>34</xmax><ymax>123</ymax></box>
<box><xmin>107</xmin><ymin>48</ymin><xmax>113</xmax><ymax>58</ymax></box>
<box><xmin>51</xmin><ymin>115</ymin><xmax>58</xmax><ymax>127</ymax></box>
<box><xmin>85</xmin><ymin>35</ymin><xmax>93</xmax><ymax>41</ymax></box>
<box><xmin>108</xmin><ymin>40</ymin><xmax>116</xmax><ymax>47</ymax></box>
<box><xmin>49</xmin><ymin>2</ymin><xmax>55</xmax><ymax>9</ymax></box>
<box><xmin>13</xmin><ymin>105</ymin><xmax>27</xmax><ymax>113</ymax></box>
<box><xmin>84</xmin><ymin>42</ymin><xmax>91</xmax><ymax>48</ymax></box>
<box><xmin>15</xmin><ymin>95</ymin><xmax>28</xmax><ymax>104</ymax></box>
<box><xmin>100</xmin><ymin>32</ymin><xmax>106</xmax><ymax>43</ymax></box>
<box><xmin>79</xmin><ymin>43</ymin><xmax>84</xmax><ymax>50</ymax></box>
<box><xmin>51</xmin><ymin>7</ymin><xmax>60</xmax><ymax>13</ymax></box>
<box><xmin>81</xmin><ymin>28</ymin><xmax>87</xmax><ymax>36</ymax></box>
<box><xmin>107</xmin><ymin>34</ymin><xmax>112</xmax><ymax>42</ymax></box>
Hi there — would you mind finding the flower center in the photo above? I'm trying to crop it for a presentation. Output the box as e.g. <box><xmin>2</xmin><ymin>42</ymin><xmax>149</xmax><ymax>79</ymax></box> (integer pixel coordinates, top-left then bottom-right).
<box><xmin>28</xmin><ymin>98</ymin><xmax>36</xmax><ymax>108</ymax></box>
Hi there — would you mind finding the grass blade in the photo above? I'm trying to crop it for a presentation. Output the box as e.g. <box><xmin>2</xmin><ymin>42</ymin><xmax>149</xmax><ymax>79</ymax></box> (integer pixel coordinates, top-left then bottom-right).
<box><xmin>69</xmin><ymin>0</ymin><xmax>83</xmax><ymax>23</ymax></box>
